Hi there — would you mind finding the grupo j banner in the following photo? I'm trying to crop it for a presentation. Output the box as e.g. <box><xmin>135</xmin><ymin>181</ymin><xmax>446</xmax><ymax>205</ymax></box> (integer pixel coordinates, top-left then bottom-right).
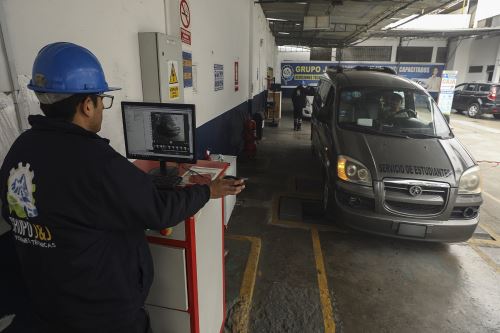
<box><xmin>281</xmin><ymin>62</ymin><xmax>446</xmax><ymax>91</ymax></box>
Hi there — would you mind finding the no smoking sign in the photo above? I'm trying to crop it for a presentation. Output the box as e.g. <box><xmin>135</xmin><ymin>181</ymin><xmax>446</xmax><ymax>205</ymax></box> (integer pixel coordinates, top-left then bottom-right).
<box><xmin>179</xmin><ymin>0</ymin><xmax>191</xmax><ymax>45</ymax></box>
<box><xmin>180</xmin><ymin>0</ymin><xmax>190</xmax><ymax>29</ymax></box>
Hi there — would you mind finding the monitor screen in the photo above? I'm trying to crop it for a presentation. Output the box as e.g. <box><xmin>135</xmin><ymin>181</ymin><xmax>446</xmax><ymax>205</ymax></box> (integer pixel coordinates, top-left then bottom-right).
<box><xmin>121</xmin><ymin>102</ymin><xmax>196</xmax><ymax>163</ymax></box>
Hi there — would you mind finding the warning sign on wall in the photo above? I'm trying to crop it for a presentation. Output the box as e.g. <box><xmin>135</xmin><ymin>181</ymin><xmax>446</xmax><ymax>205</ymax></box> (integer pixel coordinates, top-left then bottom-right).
<box><xmin>168</xmin><ymin>60</ymin><xmax>180</xmax><ymax>100</ymax></box>
<box><xmin>179</xmin><ymin>0</ymin><xmax>191</xmax><ymax>45</ymax></box>
<box><xmin>169</xmin><ymin>63</ymin><xmax>178</xmax><ymax>84</ymax></box>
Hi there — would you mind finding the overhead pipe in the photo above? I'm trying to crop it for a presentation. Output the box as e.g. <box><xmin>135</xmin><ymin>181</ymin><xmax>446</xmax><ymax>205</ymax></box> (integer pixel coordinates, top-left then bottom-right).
<box><xmin>0</xmin><ymin>1</ymin><xmax>24</xmax><ymax>132</ymax></box>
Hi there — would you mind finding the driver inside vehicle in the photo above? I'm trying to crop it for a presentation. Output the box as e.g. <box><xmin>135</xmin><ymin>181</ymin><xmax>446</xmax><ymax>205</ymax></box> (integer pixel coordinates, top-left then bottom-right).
<box><xmin>382</xmin><ymin>92</ymin><xmax>416</xmax><ymax>122</ymax></box>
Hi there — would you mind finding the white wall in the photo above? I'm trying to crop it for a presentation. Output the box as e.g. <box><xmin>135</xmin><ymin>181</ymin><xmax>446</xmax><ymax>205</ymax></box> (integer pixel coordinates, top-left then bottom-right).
<box><xmin>251</xmin><ymin>4</ymin><xmax>277</xmax><ymax>96</ymax></box>
<box><xmin>0</xmin><ymin>0</ymin><xmax>276</xmax><ymax>157</ymax></box>
<box><xmin>183</xmin><ymin>0</ymin><xmax>252</xmax><ymax>126</ymax></box>
<box><xmin>475</xmin><ymin>0</ymin><xmax>500</xmax><ymax>23</ymax></box>
<box><xmin>2</xmin><ymin>0</ymin><xmax>166</xmax><ymax>155</ymax></box>
<box><xmin>276</xmin><ymin>37</ymin><xmax>448</xmax><ymax>69</ymax></box>
<box><xmin>396</xmin><ymin>14</ymin><xmax>470</xmax><ymax>30</ymax></box>
<box><xmin>448</xmin><ymin>36</ymin><xmax>500</xmax><ymax>84</ymax></box>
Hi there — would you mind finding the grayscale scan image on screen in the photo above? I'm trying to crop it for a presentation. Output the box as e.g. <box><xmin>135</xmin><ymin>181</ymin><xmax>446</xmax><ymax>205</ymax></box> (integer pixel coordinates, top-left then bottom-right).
<box><xmin>121</xmin><ymin>102</ymin><xmax>196</xmax><ymax>163</ymax></box>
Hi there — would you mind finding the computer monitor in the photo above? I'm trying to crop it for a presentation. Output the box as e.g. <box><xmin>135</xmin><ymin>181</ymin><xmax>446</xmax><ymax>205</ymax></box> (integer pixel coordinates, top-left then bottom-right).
<box><xmin>121</xmin><ymin>101</ymin><xmax>196</xmax><ymax>175</ymax></box>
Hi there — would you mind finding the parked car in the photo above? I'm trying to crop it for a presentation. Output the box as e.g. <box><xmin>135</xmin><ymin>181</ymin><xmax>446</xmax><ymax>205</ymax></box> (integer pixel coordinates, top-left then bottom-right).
<box><xmin>311</xmin><ymin>67</ymin><xmax>482</xmax><ymax>242</ymax></box>
<box><xmin>452</xmin><ymin>82</ymin><xmax>500</xmax><ymax>118</ymax></box>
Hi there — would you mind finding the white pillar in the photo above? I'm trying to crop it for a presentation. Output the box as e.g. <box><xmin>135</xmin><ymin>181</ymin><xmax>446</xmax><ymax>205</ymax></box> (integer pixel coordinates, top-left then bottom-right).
<box><xmin>492</xmin><ymin>40</ymin><xmax>500</xmax><ymax>83</ymax></box>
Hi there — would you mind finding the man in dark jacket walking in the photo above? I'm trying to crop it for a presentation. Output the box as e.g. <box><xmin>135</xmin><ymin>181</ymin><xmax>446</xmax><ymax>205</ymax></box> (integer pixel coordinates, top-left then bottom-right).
<box><xmin>0</xmin><ymin>42</ymin><xmax>244</xmax><ymax>333</ymax></box>
<box><xmin>291</xmin><ymin>81</ymin><xmax>307</xmax><ymax>131</ymax></box>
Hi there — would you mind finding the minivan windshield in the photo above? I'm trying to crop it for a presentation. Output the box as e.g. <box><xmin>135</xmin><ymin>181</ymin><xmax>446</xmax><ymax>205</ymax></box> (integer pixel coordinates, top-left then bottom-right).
<box><xmin>337</xmin><ymin>87</ymin><xmax>452</xmax><ymax>139</ymax></box>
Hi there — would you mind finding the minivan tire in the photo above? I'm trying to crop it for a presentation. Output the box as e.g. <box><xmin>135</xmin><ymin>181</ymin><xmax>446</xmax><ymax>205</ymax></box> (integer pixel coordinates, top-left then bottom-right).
<box><xmin>467</xmin><ymin>103</ymin><xmax>480</xmax><ymax>118</ymax></box>
<box><xmin>494</xmin><ymin>114</ymin><xmax>500</xmax><ymax>119</ymax></box>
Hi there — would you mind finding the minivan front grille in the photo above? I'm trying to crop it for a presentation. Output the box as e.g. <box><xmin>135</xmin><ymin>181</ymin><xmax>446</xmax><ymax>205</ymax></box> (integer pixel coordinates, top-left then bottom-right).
<box><xmin>383</xmin><ymin>179</ymin><xmax>450</xmax><ymax>217</ymax></box>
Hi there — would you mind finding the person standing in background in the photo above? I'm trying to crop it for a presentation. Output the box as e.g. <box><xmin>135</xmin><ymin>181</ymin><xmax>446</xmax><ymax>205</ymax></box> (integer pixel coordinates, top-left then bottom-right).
<box><xmin>292</xmin><ymin>81</ymin><xmax>307</xmax><ymax>131</ymax></box>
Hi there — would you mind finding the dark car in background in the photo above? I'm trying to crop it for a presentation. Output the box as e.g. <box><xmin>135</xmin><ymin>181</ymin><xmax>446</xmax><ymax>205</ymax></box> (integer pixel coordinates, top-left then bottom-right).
<box><xmin>311</xmin><ymin>67</ymin><xmax>483</xmax><ymax>242</ymax></box>
<box><xmin>452</xmin><ymin>82</ymin><xmax>500</xmax><ymax>118</ymax></box>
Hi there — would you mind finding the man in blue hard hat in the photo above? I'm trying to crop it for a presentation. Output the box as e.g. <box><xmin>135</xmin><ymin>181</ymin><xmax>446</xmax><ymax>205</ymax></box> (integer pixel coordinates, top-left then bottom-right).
<box><xmin>0</xmin><ymin>42</ymin><xmax>244</xmax><ymax>333</ymax></box>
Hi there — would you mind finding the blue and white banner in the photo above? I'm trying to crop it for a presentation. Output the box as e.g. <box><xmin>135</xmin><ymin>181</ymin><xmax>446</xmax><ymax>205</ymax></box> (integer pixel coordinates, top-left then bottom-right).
<box><xmin>281</xmin><ymin>61</ymin><xmax>446</xmax><ymax>91</ymax></box>
<box><xmin>437</xmin><ymin>70</ymin><xmax>458</xmax><ymax>116</ymax></box>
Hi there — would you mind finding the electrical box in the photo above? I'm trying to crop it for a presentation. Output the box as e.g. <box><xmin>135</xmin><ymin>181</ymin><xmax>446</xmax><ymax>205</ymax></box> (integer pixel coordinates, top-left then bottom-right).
<box><xmin>138</xmin><ymin>32</ymin><xmax>184</xmax><ymax>103</ymax></box>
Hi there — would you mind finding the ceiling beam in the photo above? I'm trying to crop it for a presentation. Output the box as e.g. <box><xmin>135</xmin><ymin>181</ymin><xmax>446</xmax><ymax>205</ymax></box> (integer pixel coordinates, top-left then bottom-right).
<box><xmin>343</xmin><ymin>0</ymin><xmax>460</xmax><ymax>46</ymax></box>
<box><xmin>255</xmin><ymin>0</ymin><xmax>343</xmax><ymax>4</ymax></box>
<box><xmin>276</xmin><ymin>37</ymin><xmax>345</xmax><ymax>47</ymax></box>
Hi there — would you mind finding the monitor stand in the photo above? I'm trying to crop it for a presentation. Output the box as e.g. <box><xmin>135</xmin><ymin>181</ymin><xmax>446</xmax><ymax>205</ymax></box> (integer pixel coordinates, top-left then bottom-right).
<box><xmin>148</xmin><ymin>161</ymin><xmax>179</xmax><ymax>177</ymax></box>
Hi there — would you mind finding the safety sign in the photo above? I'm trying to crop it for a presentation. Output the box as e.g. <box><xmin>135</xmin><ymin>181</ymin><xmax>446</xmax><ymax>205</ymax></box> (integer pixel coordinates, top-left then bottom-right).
<box><xmin>214</xmin><ymin>64</ymin><xmax>224</xmax><ymax>91</ymax></box>
<box><xmin>180</xmin><ymin>0</ymin><xmax>191</xmax><ymax>45</ymax></box>
<box><xmin>168</xmin><ymin>60</ymin><xmax>180</xmax><ymax>100</ymax></box>
<box><xmin>234</xmin><ymin>61</ymin><xmax>239</xmax><ymax>92</ymax></box>
<box><xmin>183</xmin><ymin>51</ymin><xmax>193</xmax><ymax>88</ymax></box>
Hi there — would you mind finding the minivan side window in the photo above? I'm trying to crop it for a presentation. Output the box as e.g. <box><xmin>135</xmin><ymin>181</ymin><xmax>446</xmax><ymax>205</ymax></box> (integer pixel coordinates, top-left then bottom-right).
<box><xmin>325</xmin><ymin>88</ymin><xmax>335</xmax><ymax>119</ymax></box>
<box><xmin>313</xmin><ymin>80</ymin><xmax>324</xmax><ymax>110</ymax></box>
<box><xmin>315</xmin><ymin>81</ymin><xmax>332</xmax><ymax>119</ymax></box>
<box><xmin>455</xmin><ymin>84</ymin><xmax>465</xmax><ymax>92</ymax></box>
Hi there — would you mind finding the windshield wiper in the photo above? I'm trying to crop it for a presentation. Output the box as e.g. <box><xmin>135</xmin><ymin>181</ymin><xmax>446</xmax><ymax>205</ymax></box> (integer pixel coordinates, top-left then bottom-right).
<box><xmin>341</xmin><ymin>124</ymin><xmax>410</xmax><ymax>139</ymax></box>
<box><xmin>400</xmin><ymin>132</ymin><xmax>447</xmax><ymax>139</ymax></box>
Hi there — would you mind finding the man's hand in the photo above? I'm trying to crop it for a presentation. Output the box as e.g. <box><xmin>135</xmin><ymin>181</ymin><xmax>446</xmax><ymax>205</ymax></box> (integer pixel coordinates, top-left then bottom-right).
<box><xmin>209</xmin><ymin>178</ymin><xmax>245</xmax><ymax>199</ymax></box>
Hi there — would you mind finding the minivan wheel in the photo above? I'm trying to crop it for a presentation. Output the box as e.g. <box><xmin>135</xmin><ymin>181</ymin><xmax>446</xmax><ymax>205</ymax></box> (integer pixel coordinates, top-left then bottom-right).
<box><xmin>494</xmin><ymin>114</ymin><xmax>500</xmax><ymax>119</ymax></box>
<box><xmin>467</xmin><ymin>103</ymin><xmax>480</xmax><ymax>118</ymax></box>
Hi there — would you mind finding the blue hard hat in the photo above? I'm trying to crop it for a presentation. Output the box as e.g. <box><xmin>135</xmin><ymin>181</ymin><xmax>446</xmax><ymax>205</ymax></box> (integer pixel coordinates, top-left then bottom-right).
<box><xmin>27</xmin><ymin>42</ymin><xmax>120</xmax><ymax>94</ymax></box>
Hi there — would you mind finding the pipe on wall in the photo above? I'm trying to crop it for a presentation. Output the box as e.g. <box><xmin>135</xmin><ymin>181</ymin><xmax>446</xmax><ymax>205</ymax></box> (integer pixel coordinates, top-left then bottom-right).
<box><xmin>0</xmin><ymin>1</ymin><xmax>24</xmax><ymax>132</ymax></box>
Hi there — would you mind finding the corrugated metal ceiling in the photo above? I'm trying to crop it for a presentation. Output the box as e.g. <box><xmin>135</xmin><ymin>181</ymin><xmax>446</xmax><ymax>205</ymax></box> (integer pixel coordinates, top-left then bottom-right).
<box><xmin>257</xmin><ymin>0</ymin><xmax>463</xmax><ymax>47</ymax></box>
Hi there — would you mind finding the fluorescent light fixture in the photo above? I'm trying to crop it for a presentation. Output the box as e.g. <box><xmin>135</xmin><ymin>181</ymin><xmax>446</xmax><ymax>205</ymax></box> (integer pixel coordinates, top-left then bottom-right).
<box><xmin>295</xmin><ymin>23</ymin><xmax>301</xmax><ymax>26</ymax></box>
<box><xmin>383</xmin><ymin>14</ymin><xmax>418</xmax><ymax>30</ymax></box>
<box><xmin>278</xmin><ymin>32</ymin><xmax>290</xmax><ymax>35</ymax></box>
<box><xmin>296</xmin><ymin>2</ymin><xmax>308</xmax><ymax>4</ymax></box>
<box><xmin>266</xmin><ymin>17</ymin><xmax>288</xmax><ymax>22</ymax></box>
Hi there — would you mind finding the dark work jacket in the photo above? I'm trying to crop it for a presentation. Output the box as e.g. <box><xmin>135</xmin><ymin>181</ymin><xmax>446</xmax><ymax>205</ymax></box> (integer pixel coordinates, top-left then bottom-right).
<box><xmin>291</xmin><ymin>85</ymin><xmax>307</xmax><ymax>116</ymax></box>
<box><xmin>0</xmin><ymin>115</ymin><xmax>210</xmax><ymax>332</ymax></box>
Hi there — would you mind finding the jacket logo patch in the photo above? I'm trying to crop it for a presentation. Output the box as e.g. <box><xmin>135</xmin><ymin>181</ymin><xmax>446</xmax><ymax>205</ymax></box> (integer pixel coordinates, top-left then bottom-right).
<box><xmin>7</xmin><ymin>162</ymin><xmax>38</xmax><ymax>218</ymax></box>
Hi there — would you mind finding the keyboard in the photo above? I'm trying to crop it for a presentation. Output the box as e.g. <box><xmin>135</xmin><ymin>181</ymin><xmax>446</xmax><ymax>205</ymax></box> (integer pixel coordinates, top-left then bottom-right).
<box><xmin>150</xmin><ymin>175</ymin><xmax>182</xmax><ymax>190</ymax></box>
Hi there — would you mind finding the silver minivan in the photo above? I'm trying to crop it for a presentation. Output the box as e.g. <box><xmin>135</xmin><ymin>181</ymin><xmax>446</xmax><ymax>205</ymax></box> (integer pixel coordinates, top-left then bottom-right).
<box><xmin>311</xmin><ymin>67</ymin><xmax>483</xmax><ymax>242</ymax></box>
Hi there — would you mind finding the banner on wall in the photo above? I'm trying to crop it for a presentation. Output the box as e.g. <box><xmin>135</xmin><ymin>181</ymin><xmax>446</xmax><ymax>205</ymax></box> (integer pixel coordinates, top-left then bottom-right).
<box><xmin>183</xmin><ymin>51</ymin><xmax>192</xmax><ymax>88</ymax></box>
<box><xmin>437</xmin><ymin>70</ymin><xmax>458</xmax><ymax>117</ymax></box>
<box><xmin>168</xmin><ymin>60</ymin><xmax>180</xmax><ymax>100</ymax></box>
<box><xmin>214</xmin><ymin>64</ymin><xmax>224</xmax><ymax>91</ymax></box>
<box><xmin>234</xmin><ymin>62</ymin><xmax>239</xmax><ymax>92</ymax></box>
<box><xmin>179</xmin><ymin>0</ymin><xmax>191</xmax><ymax>45</ymax></box>
<box><xmin>281</xmin><ymin>62</ymin><xmax>446</xmax><ymax>90</ymax></box>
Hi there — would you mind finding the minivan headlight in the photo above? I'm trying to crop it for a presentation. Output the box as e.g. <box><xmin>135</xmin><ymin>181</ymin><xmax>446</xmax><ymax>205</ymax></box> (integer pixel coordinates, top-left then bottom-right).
<box><xmin>458</xmin><ymin>166</ymin><xmax>481</xmax><ymax>194</ymax></box>
<box><xmin>337</xmin><ymin>155</ymin><xmax>372</xmax><ymax>186</ymax></box>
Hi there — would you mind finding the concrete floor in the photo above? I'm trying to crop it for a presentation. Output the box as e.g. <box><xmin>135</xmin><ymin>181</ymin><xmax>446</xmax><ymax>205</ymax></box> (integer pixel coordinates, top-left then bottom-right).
<box><xmin>224</xmin><ymin>101</ymin><xmax>500</xmax><ymax>333</ymax></box>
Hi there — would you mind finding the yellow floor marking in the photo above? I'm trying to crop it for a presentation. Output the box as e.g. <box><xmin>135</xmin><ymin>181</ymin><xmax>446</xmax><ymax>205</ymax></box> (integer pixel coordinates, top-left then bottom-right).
<box><xmin>477</xmin><ymin>223</ymin><xmax>499</xmax><ymax>242</ymax></box>
<box><xmin>483</xmin><ymin>190</ymin><xmax>500</xmax><ymax>206</ymax></box>
<box><xmin>311</xmin><ymin>227</ymin><xmax>336</xmax><ymax>333</ymax></box>
<box><xmin>225</xmin><ymin>235</ymin><xmax>262</xmax><ymax>333</ymax></box>
<box><xmin>468</xmin><ymin>239</ymin><xmax>500</xmax><ymax>248</ymax></box>
<box><xmin>470</xmin><ymin>245</ymin><xmax>500</xmax><ymax>274</ymax></box>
